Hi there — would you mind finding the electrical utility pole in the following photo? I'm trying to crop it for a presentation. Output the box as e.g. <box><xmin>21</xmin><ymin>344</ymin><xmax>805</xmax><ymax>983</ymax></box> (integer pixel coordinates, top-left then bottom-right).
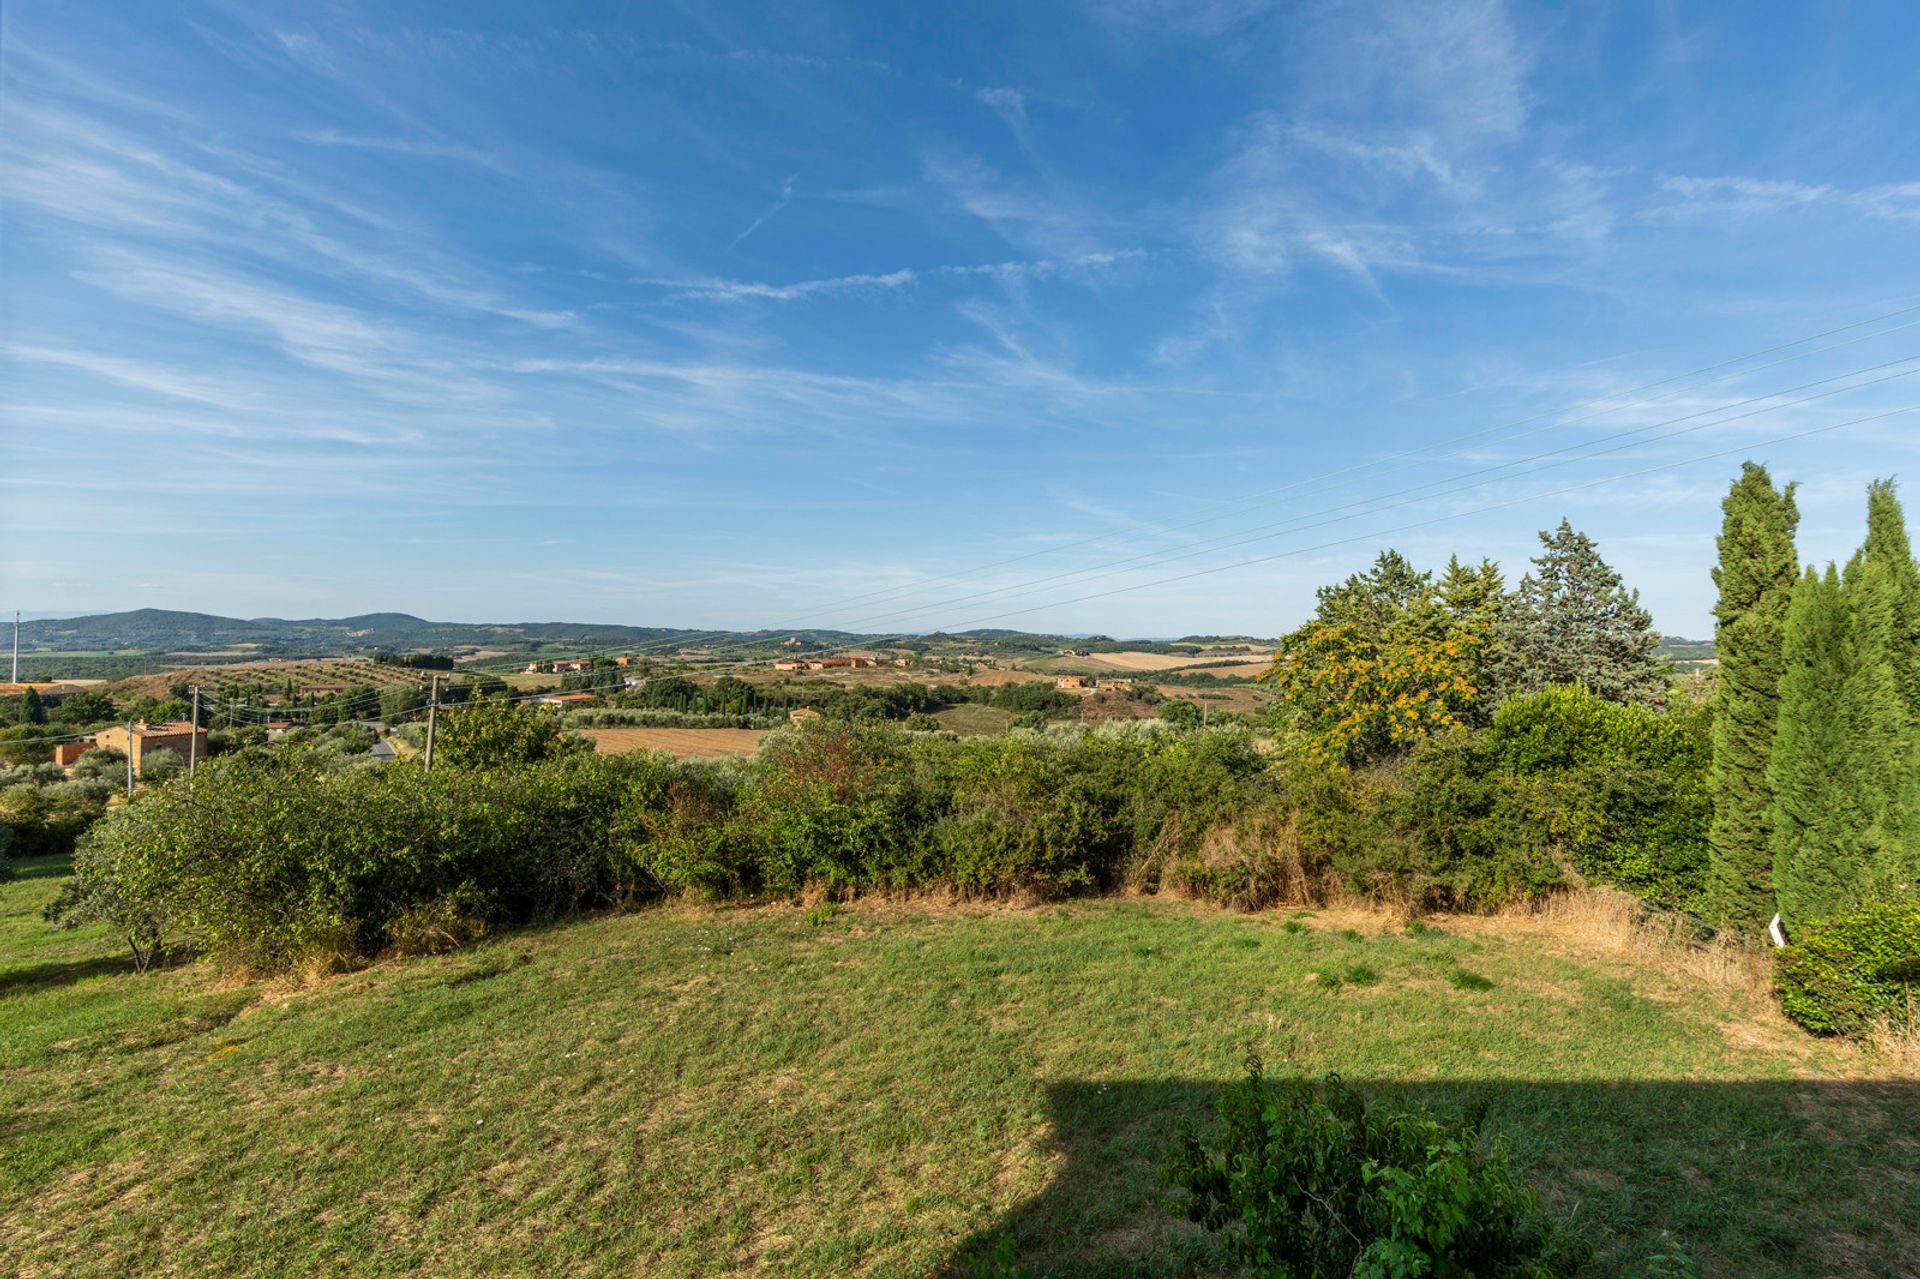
<box><xmin>124</xmin><ymin>720</ymin><xmax>135</xmax><ymax>797</ymax></box>
<box><xmin>424</xmin><ymin>674</ymin><xmax>439</xmax><ymax>772</ymax></box>
<box><xmin>11</xmin><ymin>610</ymin><xmax>17</xmax><ymax>685</ymax></box>
<box><xmin>189</xmin><ymin>685</ymin><xmax>200</xmax><ymax>774</ymax></box>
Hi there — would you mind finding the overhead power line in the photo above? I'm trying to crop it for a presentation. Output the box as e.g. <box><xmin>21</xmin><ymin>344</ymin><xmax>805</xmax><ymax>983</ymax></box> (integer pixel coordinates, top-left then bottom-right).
<box><xmin>819</xmin><ymin>355</ymin><xmax>1920</xmax><ymax>631</ymax></box>
<box><xmin>809</xmin><ymin>299</ymin><xmax>1920</xmax><ymax>617</ymax></box>
<box><xmin>941</xmin><ymin>404</ymin><xmax>1920</xmax><ymax>630</ymax></box>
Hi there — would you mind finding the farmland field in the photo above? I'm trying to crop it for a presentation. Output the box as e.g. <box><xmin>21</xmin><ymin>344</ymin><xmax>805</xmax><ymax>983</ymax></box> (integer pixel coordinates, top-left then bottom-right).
<box><xmin>578</xmin><ymin>726</ymin><xmax>768</xmax><ymax>758</ymax></box>
<box><xmin>105</xmin><ymin>658</ymin><xmax>439</xmax><ymax>701</ymax></box>
<box><xmin>933</xmin><ymin>703</ymin><xmax>1018</xmax><ymax>736</ymax></box>
<box><xmin>1026</xmin><ymin>651</ymin><xmax>1211</xmax><ymax>673</ymax></box>
<box><xmin>3</xmin><ymin>854</ymin><xmax>1915</xmax><ymax>1278</ymax></box>
<box><xmin>1166</xmin><ymin>659</ymin><xmax>1270</xmax><ymax>677</ymax></box>
<box><xmin>1156</xmin><ymin>684</ymin><xmax>1275</xmax><ymax>715</ymax></box>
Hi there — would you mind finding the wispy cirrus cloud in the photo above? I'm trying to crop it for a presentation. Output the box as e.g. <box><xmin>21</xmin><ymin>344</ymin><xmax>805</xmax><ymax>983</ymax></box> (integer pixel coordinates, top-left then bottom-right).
<box><xmin>74</xmin><ymin>251</ymin><xmax>512</xmax><ymax>403</ymax></box>
<box><xmin>1285</xmin><ymin>0</ymin><xmax>1528</xmax><ymax>164</ymax></box>
<box><xmin>639</xmin><ymin>267</ymin><xmax>916</xmax><ymax>303</ymax></box>
<box><xmin>4</xmin><ymin>100</ymin><xmax>578</xmax><ymax>330</ymax></box>
<box><xmin>734</xmin><ymin>175</ymin><xmax>797</xmax><ymax>244</ymax></box>
<box><xmin>974</xmin><ymin>86</ymin><xmax>1051</xmax><ymax>174</ymax></box>
<box><xmin>637</xmin><ymin>251</ymin><xmax>1141</xmax><ymax>303</ymax></box>
<box><xmin>1652</xmin><ymin>175</ymin><xmax>1920</xmax><ymax>223</ymax></box>
<box><xmin>3</xmin><ymin>345</ymin><xmax>271</xmax><ymax>411</ymax></box>
<box><xmin>294</xmin><ymin>129</ymin><xmax>502</xmax><ymax>169</ymax></box>
<box><xmin>921</xmin><ymin>151</ymin><xmax>1113</xmax><ymax>257</ymax></box>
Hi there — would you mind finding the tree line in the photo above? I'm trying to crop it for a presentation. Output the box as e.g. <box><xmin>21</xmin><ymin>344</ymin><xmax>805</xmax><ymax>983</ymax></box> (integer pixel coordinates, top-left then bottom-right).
<box><xmin>1706</xmin><ymin>467</ymin><xmax>1920</xmax><ymax>936</ymax></box>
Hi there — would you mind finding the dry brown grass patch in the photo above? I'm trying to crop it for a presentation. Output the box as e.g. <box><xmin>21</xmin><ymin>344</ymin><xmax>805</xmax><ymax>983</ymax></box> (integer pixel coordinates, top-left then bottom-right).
<box><xmin>1868</xmin><ymin>1022</ymin><xmax>1920</xmax><ymax>1075</ymax></box>
<box><xmin>1506</xmin><ymin>887</ymin><xmax>1773</xmax><ymax>1001</ymax></box>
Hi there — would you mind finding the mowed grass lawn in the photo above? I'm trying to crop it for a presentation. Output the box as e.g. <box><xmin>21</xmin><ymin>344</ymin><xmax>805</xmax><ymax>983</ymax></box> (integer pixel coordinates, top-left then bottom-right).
<box><xmin>4</xmin><ymin>854</ymin><xmax>1917</xmax><ymax>1278</ymax></box>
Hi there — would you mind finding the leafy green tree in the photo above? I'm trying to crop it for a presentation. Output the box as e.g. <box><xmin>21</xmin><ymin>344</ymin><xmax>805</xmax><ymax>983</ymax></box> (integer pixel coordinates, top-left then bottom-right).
<box><xmin>1429</xmin><ymin>555</ymin><xmax>1508</xmax><ymax>717</ymax></box>
<box><xmin>432</xmin><ymin>700</ymin><xmax>591</xmax><ymax>768</ymax></box>
<box><xmin>1158</xmin><ymin>698</ymin><xmax>1201</xmax><ymax>728</ymax></box>
<box><xmin>380</xmin><ymin>683</ymin><xmax>427</xmax><ymax>722</ymax></box>
<box><xmin>471</xmin><ymin>674</ymin><xmax>510</xmax><ymax>698</ymax></box>
<box><xmin>1857</xmin><ymin>481</ymin><xmax>1920</xmax><ymax>902</ymax></box>
<box><xmin>1495</xmin><ymin>520</ymin><xmax>1664</xmax><ymax>705</ymax></box>
<box><xmin>140</xmin><ymin>747</ymin><xmax>185</xmax><ymax>783</ymax></box>
<box><xmin>1265</xmin><ymin>622</ymin><xmax>1484</xmax><ymax>767</ymax></box>
<box><xmin>52</xmin><ymin>689</ymin><xmax>117</xmax><ymax>725</ymax></box>
<box><xmin>18</xmin><ymin>688</ymin><xmax>47</xmax><ymax>726</ymax></box>
<box><xmin>1313</xmin><ymin>550</ymin><xmax>1434</xmax><ymax>641</ymax></box>
<box><xmin>71</xmin><ymin>747</ymin><xmax>127</xmax><ymax>782</ymax></box>
<box><xmin>1431</xmin><ymin>555</ymin><xmax>1507</xmax><ymax>634</ymax></box>
<box><xmin>1705</xmin><ymin>462</ymin><xmax>1799</xmax><ymax>930</ymax></box>
<box><xmin>1769</xmin><ymin>567</ymin><xmax>1875</xmax><ymax>926</ymax></box>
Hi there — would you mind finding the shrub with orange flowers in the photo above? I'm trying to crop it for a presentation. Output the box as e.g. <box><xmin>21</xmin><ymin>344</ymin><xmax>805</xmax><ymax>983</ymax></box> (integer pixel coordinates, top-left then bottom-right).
<box><xmin>1263</xmin><ymin>622</ymin><xmax>1484</xmax><ymax>768</ymax></box>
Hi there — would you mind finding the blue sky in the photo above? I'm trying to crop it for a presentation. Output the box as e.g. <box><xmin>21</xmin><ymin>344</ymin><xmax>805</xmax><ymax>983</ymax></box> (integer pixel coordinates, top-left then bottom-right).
<box><xmin>6</xmin><ymin>1</ymin><xmax>1920</xmax><ymax>638</ymax></box>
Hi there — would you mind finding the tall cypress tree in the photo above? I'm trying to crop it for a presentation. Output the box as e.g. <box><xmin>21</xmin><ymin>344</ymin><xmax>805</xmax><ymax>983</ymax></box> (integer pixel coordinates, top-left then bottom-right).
<box><xmin>1862</xmin><ymin>479</ymin><xmax>1920</xmax><ymax>714</ymax></box>
<box><xmin>1704</xmin><ymin>462</ymin><xmax>1799</xmax><ymax>931</ymax></box>
<box><xmin>1495</xmin><ymin>520</ymin><xmax>1666</xmax><ymax>705</ymax></box>
<box><xmin>1769</xmin><ymin>566</ymin><xmax>1872</xmax><ymax>926</ymax></box>
<box><xmin>1845</xmin><ymin>481</ymin><xmax>1920</xmax><ymax>900</ymax></box>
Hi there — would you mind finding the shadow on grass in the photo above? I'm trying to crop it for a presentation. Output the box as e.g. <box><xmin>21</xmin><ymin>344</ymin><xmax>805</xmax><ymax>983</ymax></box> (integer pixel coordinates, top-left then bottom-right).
<box><xmin>938</xmin><ymin>1076</ymin><xmax>1920</xmax><ymax>1279</ymax></box>
<box><xmin>6</xmin><ymin>853</ymin><xmax>76</xmax><ymax>882</ymax></box>
<box><xmin>0</xmin><ymin>950</ymin><xmax>149</xmax><ymax>998</ymax></box>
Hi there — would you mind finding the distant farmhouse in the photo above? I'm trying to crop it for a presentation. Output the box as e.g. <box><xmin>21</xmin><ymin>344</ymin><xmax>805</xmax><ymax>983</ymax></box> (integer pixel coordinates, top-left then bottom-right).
<box><xmin>53</xmin><ymin>741</ymin><xmax>93</xmax><ymax>767</ymax></box>
<box><xmin>773</xmin><ymin>655</ymin><xmax>881</xmax><ymax>672</ymax></box>
<box><xmin>90</xmin><ymin>720</ymin><xmax>209</xmax><ymax>775</ymax></box>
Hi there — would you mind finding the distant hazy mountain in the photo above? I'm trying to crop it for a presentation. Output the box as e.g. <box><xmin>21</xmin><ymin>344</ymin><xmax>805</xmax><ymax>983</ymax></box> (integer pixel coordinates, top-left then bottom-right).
<box><xmin>14</xmin><ymin>610</ymin><xmax>1280</xmax><ymax>661</ymax></box>
<box><xmin>15</xmin><ymin>609</ymin><xmax>719</xmax><ymax>655</ymax></box>
<box><xmin>1654</xmin><ymin>635</ymin><xmax>1717</xmax><ymax>664</ymax></box>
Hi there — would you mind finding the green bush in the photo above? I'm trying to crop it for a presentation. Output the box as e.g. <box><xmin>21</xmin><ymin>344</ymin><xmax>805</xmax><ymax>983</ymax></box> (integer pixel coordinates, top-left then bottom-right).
<box><xmin>1776</xmin><ymin>898</ymin><xmax>1920</xmax><ymax>1036</ymax></box>
<box><xmin>140</xmin><ymin>747</ymin><xmax>185</xmax><ymax>782</ymax></box>
<box><xmin>431</xmin><ymin>700</ymin><xmax>592</xmax><ymax>768</ymax></box>
<box><xmin>1165</xmin><ymin>1060</ymin><xmax>1588</xmax><ymax>1277</ymax></box>
<box><xmin>1483</xmin><ymin>686</ymin><xmax>1712</xmax><ymax>910</ymax></box>
<box><xmin>734</xmin><ymin>725</ymin><xmax>929</xmax><ymax>894</ymax></box>
<box><xmin>931</xmin><ymin>734</ymin><xmax>1129</xmax><ymax>895</ymax></box>
<box><xmin>55</xmin><ymin>750</ymin><xmax>645</xmax><ymax>972</ymax></box>
<box><xmin>1373</xmin><ymin>732</ymin><xmax>1569</xmax><ymax>908</ymax></box>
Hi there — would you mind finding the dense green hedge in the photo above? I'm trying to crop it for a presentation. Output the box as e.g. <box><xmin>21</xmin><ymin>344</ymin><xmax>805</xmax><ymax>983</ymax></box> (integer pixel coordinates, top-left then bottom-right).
<box><xmin>1775</xmin><ymin>899</ymin><xmax>1920</xmax><ymax>1036</ymax></box>
<box><xmin>56</xmin><ymin>723</ymin><xmax>1284</xmax><ymax>970</ymax></box>
<box><xmin>53</xmin><ymin>688</ymin><xmax>1720</xmax><ymax>974</ymax></box>
<box><xmin>1482</xmin><ymin>685</ymin><xmax>1713</xmax><ymax>912</ymax></box>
